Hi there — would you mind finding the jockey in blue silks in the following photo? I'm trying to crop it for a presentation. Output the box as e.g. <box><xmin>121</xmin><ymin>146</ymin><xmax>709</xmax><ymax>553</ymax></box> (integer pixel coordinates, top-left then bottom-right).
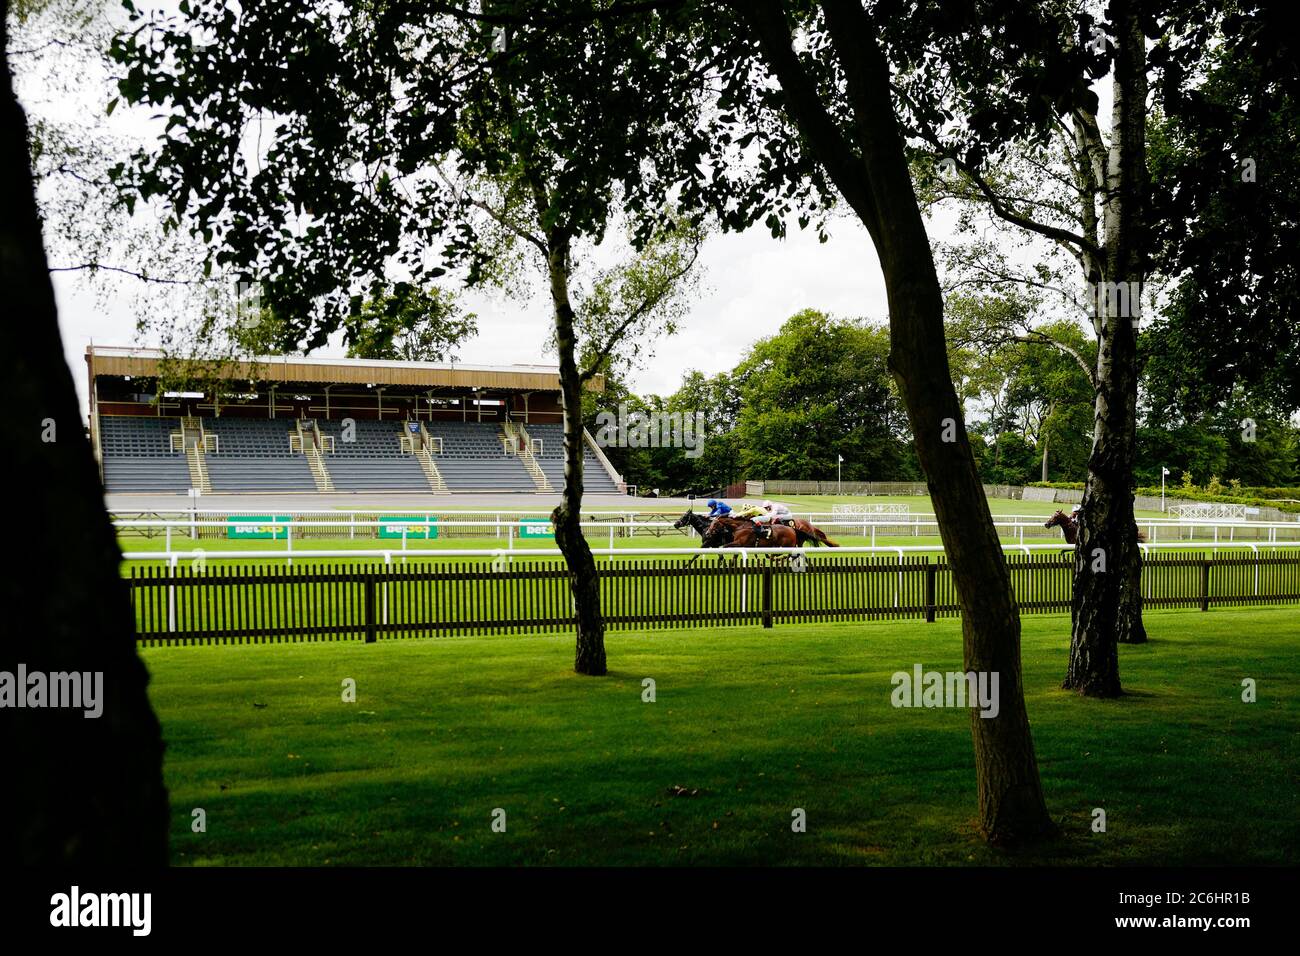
<box><xmin>706</xmin><ymin>499</ymin><xmax>732</xmax><ymax>518</ymax></box>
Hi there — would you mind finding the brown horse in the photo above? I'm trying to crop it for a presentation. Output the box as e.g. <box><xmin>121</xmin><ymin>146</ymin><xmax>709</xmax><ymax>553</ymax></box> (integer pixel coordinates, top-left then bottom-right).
<box><xmin>705</xmin><ymin>515</ymin><xmax>800</xmax><ymax>562</ymax></box>
<box><xmin>674</xmin><ymin>510</ymin><xmax>729</xmax><ymax>566</ymax></box>
<box><xmin>1045</xmin><ymin>509</ymin><xmax>1146</xmax><ymax>544</ymax></box>
<box><xmin>789</xmin><ymin>517</ymin><xmax>840</xmax><ymax>547</ymax></box>
<box><xmin>1044</xmin><ymin>510</ymin><xmax>1080</xmax><ymax>544</ymax></box>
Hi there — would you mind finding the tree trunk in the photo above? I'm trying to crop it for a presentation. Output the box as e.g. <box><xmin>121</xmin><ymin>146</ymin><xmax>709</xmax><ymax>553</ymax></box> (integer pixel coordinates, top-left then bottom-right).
<box><xmin>0</xmin><ymin>11</ymin><xmax>169</xmax><ymax>865</ymax></box>
<box><xmin>1065</xmin><ymin>2</ymin><xmax>1149</xmax><ymax>691</ymax></box>
<box><xmin>1041</xmin><ymin>430</ymin><xmax>1049</xmax><ymax>482</ymax></box>
<box><xmin>738</xmin><ymin>0</ymin><xmax>1054</xmax><ymax>844</ymax></box>
<box><xmin>545</xmin><ymin>239</ymin><xmax>607</xmax><ymax>676</ymax></box>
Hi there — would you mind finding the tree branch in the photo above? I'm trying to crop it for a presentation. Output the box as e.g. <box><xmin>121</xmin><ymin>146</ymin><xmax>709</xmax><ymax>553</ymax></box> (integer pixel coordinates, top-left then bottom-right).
<box><xmin>578</xmin><ymin>239</ymin><xmax>701</xmax><ymax>382</ymax></box>
<box><xmin>430</xmin><ymin>160</ymin><xmax>547</xmax><ymax>255</ymax></box>
<box><xmin>730</xmin><ymin>0</ymin><xmax>884</xmax><ymax>240</ymax></box>
<box><xmin>48</xmin><ymin>264</ymin><xmax>196</xmax><ymax>285</ymax></box>
<box><xmin>1014</xmin><ymin>329</ymin><xmax>1097</xmax><ymax>388</ymax></box>
<box><xmin>950</xmin><ymin>156</ymin><xmax>1100</xmax><ymax>259</ymax></box>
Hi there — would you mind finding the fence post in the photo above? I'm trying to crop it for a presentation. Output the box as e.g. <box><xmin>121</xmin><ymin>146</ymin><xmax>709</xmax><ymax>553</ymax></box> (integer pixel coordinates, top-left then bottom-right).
<box><xmin>761</xmin><ymin>563</ymin><xmax>773</xmax><ymax>629</ymax></box>
<box><xmin>925</xmin><ymin>560</ymin><xmax>937</xmax><ymax>623</ymax></box>
<box><xmin>1200</xmin><ymin>559</ymin><xmax>1211</xmax><ymax>612</ymax></box>
<box><xmin>168</xmin><ymin>554</ymin><xmax>178</xmax><ymax>634</ymax></box>
<box><xmin>364</xmin><ymin>573</ymin><xmax>377</xmax><ymax>643</ymax></box>
<box><xmin>741</xmin><ymin>550</ymin><xmax>748</xmax><ymax>612</ymax></box>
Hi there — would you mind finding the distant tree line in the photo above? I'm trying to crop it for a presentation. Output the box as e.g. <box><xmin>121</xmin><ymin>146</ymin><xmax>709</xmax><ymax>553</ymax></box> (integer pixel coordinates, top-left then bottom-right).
<box><xmin>603</xmin><ymin>306</ymin><xmax>1299</xmax><ymax>497</ymax></box>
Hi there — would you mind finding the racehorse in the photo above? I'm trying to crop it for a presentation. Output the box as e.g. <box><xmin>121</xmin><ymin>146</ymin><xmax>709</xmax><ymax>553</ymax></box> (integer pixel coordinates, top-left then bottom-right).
<box><xmin>704</xmin><ymin>515</ymin><xmax>800</xmax><ymax>560</ymax></box>
<box><xmin>1044</xmin><ymin>510</ymin><xmax>1080</xmax><ymax>544</ymax></box>
<box><xmin>673</xmin><ymin>510</ymin><xmax>799</xmax><ymax>565</ymax></box>
<box><xmin>788</xmin><ymin>516</ymin><xmax>839</xmax><ymax>547</ymax></box>
<box><xmin>1045</xmin><ymin>509</ymin><xmax>1146</xmax><ymax>545</ymax></box>
<box><xmin>673</xmin><ymin>510</ymin><xmax>714</xmax><ymax>537</ymax></box>
<box><xmin>674</xmin><ymin>509</ymin><xmax>732</xmax><ymax>565</ymax></box>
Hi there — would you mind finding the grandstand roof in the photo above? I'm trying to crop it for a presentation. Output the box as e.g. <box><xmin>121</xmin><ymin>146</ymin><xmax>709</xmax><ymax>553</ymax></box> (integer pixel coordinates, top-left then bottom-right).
<box><xmin>86</xmin><ymin>346</ymin><xmax>602</xmax><ymax>392</ymax></box>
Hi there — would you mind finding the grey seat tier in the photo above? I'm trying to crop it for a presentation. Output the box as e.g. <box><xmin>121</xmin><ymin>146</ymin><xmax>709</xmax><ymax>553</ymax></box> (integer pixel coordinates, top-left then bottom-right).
<box><xmin>328</xmin><ymin>457</ymin><xmax>432</xmax><ymax>491</ymax></box>
<box><xmin>99</xmin><ymin>417</ymin><xmax>189</xmax><ymax>492</ymax></box>
<box><xmin>206</xmin><ymin>457</ymin><xmax>315</xmax><ymax>492</ymax></box>
<box><xmin>523</xmin><ymin>424</ymin><xmax>621</xmax><ymax>493</ymax></box>
<box><xmin>317</xmin><ymin>419</ymin><xmax>411</xmax><ymax>458</ymax></box>
<box><xmin>102</xmin><ymin>457</ymin><xmax>192</xmax><ymax>493</ymax></box>
<box><xmin>421</xmin><ymin>421</ymin><xmax>536</xmax><ymax>491</ymax></box>
<box><xmin>203</xmin><ymin>417</ymin><xmax>300</xmax><ymax>457</ymax></box>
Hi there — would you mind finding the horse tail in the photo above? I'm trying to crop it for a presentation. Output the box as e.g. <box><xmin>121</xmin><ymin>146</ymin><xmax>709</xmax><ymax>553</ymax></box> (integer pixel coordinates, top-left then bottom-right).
<box><xmin>815</xmin><ymin>528</ymin><xmax>839</xmax><ymax>547</ymax></box>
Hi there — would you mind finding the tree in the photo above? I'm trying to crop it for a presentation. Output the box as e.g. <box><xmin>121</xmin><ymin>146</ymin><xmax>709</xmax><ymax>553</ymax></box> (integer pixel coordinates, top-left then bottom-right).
<box><xmin>1145</xmin><ymin>1</ymin><xmax>1300</xmax><ymax>419</ymax></box>
<box><xmin>1</xmin><ymin>0</ymin><xmax>168</xmax><ymax>864</ymax></box>
<box><xmin>110</xmin><ymin>1</ymin><xmax>708</xmax><ymax>675</ymax></box>
<box><xmin>665</xmin><ymin>370</ymin><xmax>744</xmax><ymax>493</ymax></box>
<box><xmin>689</xmin><ymin>0</ymin><xmax>1106</xmax><ymax>842</ymax></box>
<box><xmin>914</xmin><ymin>0</ymin><xmax>1158</xmax><ymax>668</ymax></box>
<box><xmin>924</xmin><ymin>1</ymin><xmax>1297</xmax><ymax>677</ymax></box>
<box><xmin>732</xmin><ymin>310</ymin><xmax>914</xmax><ymax>481</ymax></box>
<box><xmin>344</xmin><ymin>284</ymin><xmax>477</xmax><ymax>362</ymax></box>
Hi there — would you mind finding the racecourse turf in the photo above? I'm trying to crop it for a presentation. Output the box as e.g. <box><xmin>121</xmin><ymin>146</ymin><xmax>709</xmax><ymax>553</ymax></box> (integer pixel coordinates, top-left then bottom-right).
<box><xmin>144</xmin><ymin>606</ymin><xmax>1300</xmax><ymax>866</ymax></box>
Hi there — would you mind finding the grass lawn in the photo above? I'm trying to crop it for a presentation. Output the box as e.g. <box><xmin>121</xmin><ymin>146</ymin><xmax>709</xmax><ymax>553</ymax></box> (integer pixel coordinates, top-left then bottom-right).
<box><xmin>145</xmin><ymin>606</ymin><xmax>1300</xmax><ymax>866</ymax></box>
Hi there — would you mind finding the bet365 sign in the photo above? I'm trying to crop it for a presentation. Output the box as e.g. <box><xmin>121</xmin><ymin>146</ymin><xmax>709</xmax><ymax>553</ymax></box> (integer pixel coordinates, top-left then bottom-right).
<box><xmin>226</xmin><ymin>516</ymin><xmax>291</xmax><ymax>539</ymax></box>
<box><xmin>519</xmin><ymin>519</ymin><xmax>554</xmax><ymax>538</ymax></box>
<box><xmin>378</xmin><ymin>517</ymin><xmax>439</xmax><ymax>539</ymax></box>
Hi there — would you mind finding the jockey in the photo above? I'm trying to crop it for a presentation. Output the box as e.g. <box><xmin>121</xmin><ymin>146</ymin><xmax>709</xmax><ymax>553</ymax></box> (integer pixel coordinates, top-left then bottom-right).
<box><xmin>705</xmin><ymin>498</ymin><xmax>732</xmax><ymax>518</ymax></box>
<box><xmin>763</xmin><ymin>500</ymin><xmax>794</xmax><ymax>526</ymax></box>
<box><xmin>731</xmin><ymin>501</ymin><xmax>771</xmax><ymax>539</ymax></box>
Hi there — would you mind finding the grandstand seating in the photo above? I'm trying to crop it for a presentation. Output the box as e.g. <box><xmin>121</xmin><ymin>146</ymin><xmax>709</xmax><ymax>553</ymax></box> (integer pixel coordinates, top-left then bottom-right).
<box><xmin>99</xmin><ymin>417</ymin><xmax>191</xmax><ymax>493</ymax></box>
<box><xmin>202</xmin><ymin>418</ymin><xmax>315</xmax><ymax>492</ymax></box>
<box><xmin>98</xmin><ymin>415</ymin><xmax>625</xmax><ymax>495</ymax></box>
<box><xmin>425</xmin><ymin>422</ymin><xmax>535</xmax><ymax>491</ymax></box>
<box><xmin>525</xmin><ymin>424</ymin><xmax>621</xmax><ymax>494</ymax></box>
<box><xmin>317</xmin><ymin>419</ymin><xmax>430</xmax><ymax>491</ymax></box>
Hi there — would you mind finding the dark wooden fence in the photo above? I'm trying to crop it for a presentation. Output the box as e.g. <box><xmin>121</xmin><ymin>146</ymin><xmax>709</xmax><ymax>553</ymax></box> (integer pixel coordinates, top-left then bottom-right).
<box><xmin>128</xmin><ymin>552</ymin><xmax>1300</xmax><ymax>646</ymax></box>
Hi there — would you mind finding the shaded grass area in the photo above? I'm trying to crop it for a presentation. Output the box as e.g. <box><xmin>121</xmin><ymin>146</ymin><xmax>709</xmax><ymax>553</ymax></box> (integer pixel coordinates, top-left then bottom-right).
<box><xmin>146</xmin><ymin>607</ymin><xmax>1300</xmax><ymax>866</ymax></box>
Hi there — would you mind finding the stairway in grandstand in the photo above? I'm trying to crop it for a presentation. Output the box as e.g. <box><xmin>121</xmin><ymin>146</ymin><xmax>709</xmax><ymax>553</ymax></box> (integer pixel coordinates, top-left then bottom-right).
<box><xmin>195</xmin><ymin>418</ymin><xmax>314</xmax><ymax>492</ymax></box>
<box><xmin>413</xmin><ymin>423</ymin><xmax>448</xmax><ymax>493</ymax></box>
<box><xmin>523</xmin><ymin>423</ymin><xmax>622</xmax><ymax>494</ymax></box>
<box><xmin>316</xmin><ymin>419</ymin><xmax>435</xmax><ymax>491</ymax></box>
<box><xmin>295</xmin><ymin>421</ymin><xmax>336</xmax><ymax>492</ymax></box>
<box><xmin>502</xmin><ymin>422</ymin><xmax>553</xmax><ymax>492</ymax></box>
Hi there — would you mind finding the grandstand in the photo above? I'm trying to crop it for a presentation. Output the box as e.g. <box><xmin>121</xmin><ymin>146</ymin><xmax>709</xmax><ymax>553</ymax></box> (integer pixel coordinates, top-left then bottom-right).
<box><xmin>87</xmin><ymin>347</ymin><xmax>625</xmax><ymax>497</ymax></box>
<box><xmin>525</xmin><ymin>423</ymin><xmax>621</xmax><ymax>495</ymax></box>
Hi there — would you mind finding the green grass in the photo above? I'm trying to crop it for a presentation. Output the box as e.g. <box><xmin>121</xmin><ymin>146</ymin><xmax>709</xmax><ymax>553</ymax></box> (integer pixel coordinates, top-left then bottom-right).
<box><xmin>146</xmin><ymin>607</ymin><xmax>1300</xmax><ymax>866</ymax></box>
